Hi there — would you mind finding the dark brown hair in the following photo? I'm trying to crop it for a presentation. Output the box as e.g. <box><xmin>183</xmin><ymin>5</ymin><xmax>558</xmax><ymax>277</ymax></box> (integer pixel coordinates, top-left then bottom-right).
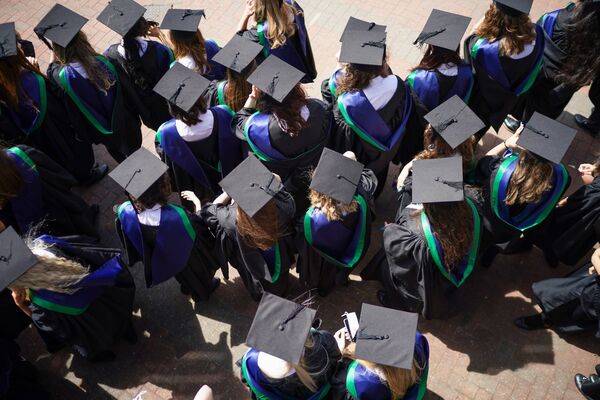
<box><xmin>415</xmin><ymin>124</ymin><xmax>475</xmax><ymax>172</ymax></box>
<box><xmin>0</xmin><ymin>148</ymin><xmax>24</xmax><ymax>208</ymax></box>
<box><xmin>421</xmin><ymin>200</ymin><xmax>474</xmax><ymax>268</ymax></box>
<box><xmin>336</xmin><ymin>53</ymin><xmax>390</xmax><ymax>95</ymax></box>
<box><xmin>0</xmin><ymin>49</ymin><xmax>43</xmax><ymax>109</ymax></box>
<box><xmin>257</xmin><ymin>84</ymin><xmax>309</xmax><ymax>137</ymax></box>
<box><xmin>122</xmin><ymin>17</ymin><xmax>151</xmax><ymax>89</ymax></box>
<box><xmin>168</xmin><ymin>96</ymin><xmax>209</xmax><ymax>126</ymax></box>
<box><xmin>169</xmin><ymin>29</ymin><xmax>209</xmax><ymax>75</ymax></box>
<box><xmin>411</xmin><ymin>44</ymin><xmax>462</xmax><ymax>72</ymax></box>
<box><xmin>223</xmin><ymin>63</ymin><xmax>256</xmax><ymax>112</ymax></box>
<box><xmin>475</xmin><ymin>3</ymin><xmax>536</xmax><ymax>56</ymax></box>
<box><xmin>236</xmin><ymin>199</ymin><xmax>280</xmax><ymax>250</ymax></box>
<box><xmin>132</xmin><ymin>173</ymin><xmax>172</xmax><ymax>211</ymax></box>
<box><xmin>505</xmin><ymin>151</ymin><xmax>554</xmax><ymax>206</ymax></box>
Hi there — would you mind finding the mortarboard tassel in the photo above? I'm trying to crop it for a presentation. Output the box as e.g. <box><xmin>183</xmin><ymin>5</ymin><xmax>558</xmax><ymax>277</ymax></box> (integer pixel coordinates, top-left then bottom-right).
<box><xmin>107</xmin><ymin>1</ymin><xmax>125</xmax><ymax>16</ymax></box>
<box><xmin>267</xmin><ymin>73</ymin><xmax>279</xmax><ymax>96</ymax></box>
<box><xmin>278</xmin><ymin>303</ymin><xmax>307</xmax><ymax>331</ymax></box>
<box><xmin>168</xmin><ymin>77</ymin><xmax>190</xmax><ymax>106</ymax></box>
<box><xmin>356</xmin><ymin>328</ymin><xmax>389</xmax><ymax>340</ymax></box>
<box><xmin>528</xmin><ymin>125</ymin><xmax>550</xmax><ymax>139</ymax></box>
<box><xmin>434</xmin><ymin>176</ymin><xmax>463</xmax><ymax>191</ymax></box>
<box><xmin>230</xmin><ymin>51</ymin><xmax>240</xmax><ymax>70</ymax></box>
<box><xmin>0</xmin><ymin>241</ymin><xmax>13</xmax><ymax>264</ymax></box>
<box><xmin>361</xmin><ymin>38</ymin><xmax>386</xmax><ymax>48</ymax></box>
<box><xmin>413</xmin><ymin>27</ymin><xmax>447</xmax><ymax>46</ymax></box>
<box><xmin>181</xmin><ymin>9</ymin><xmax>205</xmax><ymax>20</ymax></box>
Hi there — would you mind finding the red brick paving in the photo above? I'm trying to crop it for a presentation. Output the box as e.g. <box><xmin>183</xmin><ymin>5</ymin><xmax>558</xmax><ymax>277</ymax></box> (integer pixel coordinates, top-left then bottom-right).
<box><xmin>3</xmin><ymin>0</ymin><xmax>600</xmax><ymax>399</ymax></box>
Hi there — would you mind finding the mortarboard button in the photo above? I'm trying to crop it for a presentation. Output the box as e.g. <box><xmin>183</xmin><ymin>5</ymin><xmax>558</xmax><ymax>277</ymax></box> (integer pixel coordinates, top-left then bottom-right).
<box><xmin>412</xmin><ymin>157</ymin><xmax>464</xmax><ymax>204</ymax></box>
<box><xmin>34</xmin><ymin>4</ymin><xmax>88</xmax><ymax>48</ymax></box>
<box><xmin>339</xmin><ymin>17</ymin><xmax>386</xmax><ymax>42</ymax></box>
<box><xmin>153</xmin><ymin>62</ymin><xmax>210</xmax><ymax>113</ymax></box>
<box><xmin>0</xmin><ymin>227</ymin><xmax>39</xmax><ymax>292</ymax></box>
<box><xmin>160</xmin><ymin>8</ymin><xmax>205</xmax><ymax>33</ymax></box>
<box><xmin>424</xmin><ymin>95</ymin><xmax>485</xmax><ymax>149</ymax></box>
<box><xmin>339</xmin><ymin>30</ymin><xmax>387</xmax><ymax>67</ymax></box>
<box><xmin>414</xmin><ymin>9</ymin><xmax>471</xmax><ymax>51</ymax></box>
<box><xmin>212</xmin><ymin>34</ymin><xmax>263</xmax><ymax>73</ymax></box>
<box><xmin>310</xmin><ymin>148</ymin><xmax>364</xmax><ymax>205</ymax></box>
<box><xmin>108</xmin><ymin>147</ymin><xmax>169</xmax><ymax>199</ymax></box>
<box><xmin>97</xmin><ymin>0</ymin><xmax>147</xmax><ymax>37</ymax></box>
<box><xmin>517</xmin><ymin>112</ymin><xmax>576</xmax><ymax>164</ymax></box>
<box><xmin>246</xmin><ymin>55</ymin><xmax>305</xmax><ymax>103</ymax></box>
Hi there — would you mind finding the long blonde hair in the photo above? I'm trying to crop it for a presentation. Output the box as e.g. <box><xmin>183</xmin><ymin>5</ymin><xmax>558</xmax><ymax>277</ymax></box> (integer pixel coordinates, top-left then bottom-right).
<box><xmin>475</xmin><ymin>3</ymin><xmax>536</xmax><ymax>56</ymax></box>
<box><xmin>9</xmin><ymin>239</ymin><xmax>89</xmax><ymax>294</ymax></box>
<box><xmin>343</xmin><ymin>343</ymin><xmax>420</xmax><ymax>400</ymax></box>
<box><xmin>255</xmin><ymin>0</ymin><xmax>297</xmax><ymax>49</ymax></box>
<box><xmin>308</xmin><ymin>189</ymin><xmax>358</xmax><ymax>221</ymax></box>
<box><xmin>505</xmin><ymin>151</ymin><xmax>554</xmax><ymax>206</ymax></box>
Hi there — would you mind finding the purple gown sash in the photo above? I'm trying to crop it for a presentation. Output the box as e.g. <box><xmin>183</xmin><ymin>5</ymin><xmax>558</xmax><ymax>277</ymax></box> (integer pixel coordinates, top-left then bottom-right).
<box><xmin>408</xmin><ymin>64</ymin><xmax>473</xmax><ymax>111</ymax></box>
<box><xmin>6</xmin><ymin>71</ymin><xmax>47</xmax><ymax>135</ymax></box>
<box><xmin>243</xmin><ymin>112</ymin><xmax>288</xmax><ymax>161</ymax></box>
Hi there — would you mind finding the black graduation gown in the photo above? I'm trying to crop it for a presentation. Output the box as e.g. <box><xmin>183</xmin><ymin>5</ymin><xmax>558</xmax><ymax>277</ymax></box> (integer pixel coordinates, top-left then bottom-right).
<box><xmin>463</xmin><ymin>33</ymin><xmax>542</xmax><ymax>131</ymax></box>
<box><xmin>0</xmin><ymin>290</ymin><xmax>30</xmax><ymax>342</ymax></box>
<box><xmin>200</xmin><ymin>193</ymin><xmax>297</xmax><ymax>301</ymax></box>
<box><xmin>0</xmin><ymin>338</ymin><xmax>49</xmax><ymax>400</ymax></box>
<box><xmin>0</xmin><ymin>145</ymin><xmax>98</xmax><ymax>238</ymax></box>
<box><xmin>116</xmin><ymin>212</ymin><xmax>220</xmax><ymax>301</ymax></box>
<box><xmin>29</xmin><ymin>237</ymin><xmax>135</xmax><ymax>360</ymax></box>
<box><xmin>47</xmin><ymin>60</ymin><xmax>143</xmax><ymax>163</ymax></box>
<box><xmin>104</xmin><ymin>41</ymin><xmax>172</xmax><ymax>131</ymax></box>
<box><xmin>234</xmin><ymin>99</ymin><xmax>330</xmax><ymax>216</ymax></box>
<box><xmin>325</xmin><ymin>76</ymin><xmax>425</xmax><ymax>189</ymax></box>
<box><xmin>0</xmin><ymin>72</ymin><xmax>95</xmax><ymax>183</ymax></box>
<box><xmin>204</xmin><ymin>80</ymin><xmax>222</xmax><ymax>109</ymax></box>
<box><xmin>532</xmin><ymin>262</ymin><xmax>600</xmax><ymax>337</ymax></box>
<box><xmin>295</xmin><ymin>170</ymin><xmax>377</xmax><ymax>296</ymax></box>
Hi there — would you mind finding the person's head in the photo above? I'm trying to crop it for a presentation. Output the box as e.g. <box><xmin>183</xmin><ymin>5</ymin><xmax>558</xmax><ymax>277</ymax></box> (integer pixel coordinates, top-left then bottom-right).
<box><xmin>169</xmin><ymin>29</ymin><xmax>209</xmax><ymax>75</ymax></box>
<box><xmin>132</xmin><ymin>173</ymin><xmax>172</xmax><ymax>211</ymax></box>
<box><xmin>412</xmin><ymin>44</ymin><xmax>462</xmax><ymax>72</ymax></box>
<box><xmin>52</xmin><ymin>31</ymin><xmax>114</xmax><ymax>92</ymax></box>
<box><xmin>342</xmin><ymin>342</ymin><xmax>420</xmax><ymax>400</ymax></box>
<box><xmin>337</xmin><ymin>52</ymin><xmax>390</xmax><ymax>95</ymax></box>
<box><xmin>420</xmin><ymin>200</ymin><xmax>474</xmax><ymax>268</ymax></box>
<box><xmin>236</xmin><ymin>198</ymin><xmax>281</xmax><ymax>250</ymax></box>
<box><xmin>254</xmin><ymin>0</ymin><xmax>297</xmax><ymax>49</ymax></box>
<box><xmin>415</xmin><ymin>124</ymin><xmax>475</xmax><ymax>171</ymax></box>
<box><xmin>122</xmin><ymin>17</ymin><xmax>151</xmax><ymax>89</ymax></box>
<box><xmin>168</xmin><ymin>96</ymin><xmax>209</xmax><ymax>126</ymax></box>
<box><xmin>257</xmin><ymin>84</ymin><xmax>309</xmax><ymax>137</ymax></box>
<box><xmin>0</xmin><ymin>48</ymin><xmax>42</xmax><ymax>109</ymax></box>
<box><xmin>0</xmin><ymin>149</ymin><xmax>24</xmax><ymax>209</ymax></box>
<box><xmin>224</xmin><ymin>61</ymin><xmax>256</xmax><ymax>112</ymax></box>
<box><xmin>556</xmin><ymin>0</ymin><xmax>600</xmax><ymax>88</ymax></box>
<box><xmin>475</xmin><ymin>3</ymin><xmax>535</xmax><ymax>56</ymax></box>
<box><xmin>9</xmin><ymin>238</ymin><xmax>89</xmax><ymax>294</ymax></box>
<box><xmin>505</xmin><ymin>151</ymin><xmax>554</xmax><ymax>206</ymax></box>
<box><xmin>308</xmin><ymin>186</ymin><xmax>358</xmax><ymax>222</ymax></box>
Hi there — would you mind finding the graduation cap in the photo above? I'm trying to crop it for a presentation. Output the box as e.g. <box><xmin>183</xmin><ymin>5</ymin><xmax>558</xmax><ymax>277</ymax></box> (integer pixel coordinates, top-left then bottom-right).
<box><xmin>493</xmin><ymin>0</ymin><xmax>533</xmax><ymax>16</ymax></box>
<box><xmin>414</xmin><ymin>9</ymin><xmax>471</xmax><ymax>51</ymax></box>
<box><xmin>212</xmin><ymin>34</ymin><xmax>263</xmax><ymax>73</ymax></box>
<box><xmin>310</xmin><ymin>148</ymin><xmax>364</xmax><ymax>205</ymax></box>
<box><xmin>34</xmin><ymin>4</ymin><xmax>88</xmax><ymax>48</ymax></box>
<box><xmin>153</xmin><ymin>62</ymin><xmax>210</xmax><ymax>113</ymax></box>
<box><xmin>339</xmin><ymin>17</ymin><xmax>386</xmax><ymax>42</ymax></box>
<box><xmin>144</xmin><ymin>4</ymin><xmax>172</xmax><ymax>24</ymax></box>
<box><xmin>219</xmin><ymin>154</ymin><xmax>282</xmax><ymax>218</ymax></box>
<box><xmin>108</xmin><ymin>147</ymin><xmax>169</xmax><ymax>199</ymax></box>
<box><xmin>97</xmin><ymin>0</ymin><xmax>146</xmax><ymax>37</ymax></box>
<box><xmin>245</xmin><ymin>292</ymin><xmax>317</xmax><ymax>365</ymax></box>
<box><xmin>247</xmin><ymin>55</ymin><xmax>305</xmax><ymax>103</ymax></box>
<box><xmin>0</xmin><ymin>22</ymin><xmax>17</xmax><ymax>59</ymax></box>
<box><xmin>424</xmin><ymin>95</ymin><xmax>485</xmax><ymax>149</ymax></box>
<box><xmin>412</xmin><ymin>157</ymin><xmax>464</xmax><ymax>204</ymax></box>
<box><xmin>339</xmin><ymin>30</ymin><xmax>387</xmax><ymax>67</ymax></box>
<box><xmin>517</xmin><ymin>112</ymin><xmax>576</xmax><ymax>164</ymax></box>
<box><xmin>0</xmin><ymin>227</ymin><xmax>39</xmax><ymax>292</ymax></box>
<box><xmin>354</xmin><ymin>303</ymin><xmax>419</xmax><ymax>370</ymax></box>
<box><xmin>160</xmin><ymin>9</ymin><xmax>205</xmax><ymax>32</ymax></box>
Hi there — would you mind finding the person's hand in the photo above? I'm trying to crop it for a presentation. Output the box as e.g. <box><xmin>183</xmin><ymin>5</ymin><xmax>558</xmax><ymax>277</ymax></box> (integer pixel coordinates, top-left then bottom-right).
<box><xmin>557</xmin><ymin>198</ymin><xmax>568</xmax><ymax>208</ymax></box>
<box><xmin>334</xmin><ymin>328</ymin><xmax>347</xmax><ymax>352</ymax></box>
<box><xmin>250</xmin><ymin>85</ymin><xmax>261</xmax><ymax>99</ymax></box>
<box><xmin>591</xmin><ymin>248</ymin><xmax>600</xmax><ymax>275</ymax></box>
<box><xmin>26</xmin><ymin>57</ymin><xmax>39</xmax><ymax>68</ymax></box>
<box><xmin>343</xmin><ymin>151</ymin><xmax>357</xmax><ymax>161</ymax></box>
<box><xmin>194</xmin><ymin>385</ymin><xmax>214</xmax><ymax>400</ymax></box>
<box><xmin>396</xmin><ymin>160</ymin><xmax>413</xmax><ymax>191</ymax></box>
<box><xmin>146</xmin><ymin>22</ymin><xmax>161</xmax><ymax>38</ymax></box>
<box><xmin>244</xmin><ymin>0</ymin><xmax>255</xmax><ymax>17</ymax></box>
<box><xmin>579</xmin><ymin>163</ymin><xmax>596</xmax><ymax>185</ymax></box>
<box><xmin>181</xmin><ymin>191</ymin><xmax>202</xmax><ymax>213</ymax></box>
<box><xmin>504</xmin><ymin>129</ymin><xmax>522</xmax><ymax>149</ymax></box>
<box><xmin>11</xmin><ymin>288</ymin><xmax>28</xmax><ymax>308</ymax></box>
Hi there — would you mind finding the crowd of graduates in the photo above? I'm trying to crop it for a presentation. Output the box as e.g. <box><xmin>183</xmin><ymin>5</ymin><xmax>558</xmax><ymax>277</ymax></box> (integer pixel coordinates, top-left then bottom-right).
<box><xmin>2</xmin><ymin>0</ymin><xmax>600</xmax><ymax>399</ymax></box>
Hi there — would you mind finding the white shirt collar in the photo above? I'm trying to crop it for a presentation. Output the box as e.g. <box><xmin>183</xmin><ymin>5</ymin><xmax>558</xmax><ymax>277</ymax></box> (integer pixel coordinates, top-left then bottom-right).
<box><xmin>362</xmin><ymin>75</ymin><xmax>398</xmax><ymax>111</ymax></box>
<box><xmin>437</xmin><ymin>63</ymin><xmax>458</xmax><ymax>77</ymax></box>
<box><xmin>117</xmin><ymin>37</ymin><xmax>148</xmax><ymax>59</ymax></box>
<box><xmin>509</xmin><ymin>40</ymin><xmax>536</xmax><ymax>60</ymax></box>
<box><xmin>137</xmin><ymin>204</ymin><xmax>162</xmax><ymax>226</ymax></box>
<box><xmin>175</xmin><ymin>111</ymin><xmax>214</xmax><ymax>142</ymax></box>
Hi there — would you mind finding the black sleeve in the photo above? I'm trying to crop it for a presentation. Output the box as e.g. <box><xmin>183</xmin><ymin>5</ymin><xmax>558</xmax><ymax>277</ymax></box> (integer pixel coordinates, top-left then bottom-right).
<box><xmin>475</xmin><ymin>155</ymin><xmax>501</xmax><ymax>185</ymax></box>
<box><xmin>46</xmin><ymin>62</ymin><xmax>63</xmax><ymax>88</ymax></box>
<box><xmin>358</xmin><ymin>168</ymin><xmax>378</xmax><ymax>199</ymax></box>
<box><xmin>462</xmin><ymin>34</ymin><xmax>476</xmax><ymax>66</ymax></box>
<box><xmin>115</xmin><ymin>217</ymin><xmax>142</xmax><ymax>267</ymax></box>
<box><xmin>233</xmin><ymin>107</ymin><xmax>258</xmax><ymax>141</ymax></box>
<box><xmin>321</xmin><ymin>77</ymin><xmax>335</xmax><ymax>105</ymax></box>
<box><xmin>204</xmin><ymin>80</ymin><xmax>220</xmax><ymax>108</ymax></box>
<box><xmin>329</xmin><ymin>359</ymin><xmax>353</xmax><ymax>400</ymax></box>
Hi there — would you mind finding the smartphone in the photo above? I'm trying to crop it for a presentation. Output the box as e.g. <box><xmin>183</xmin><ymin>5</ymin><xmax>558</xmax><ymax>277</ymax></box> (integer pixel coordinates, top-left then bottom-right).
<box><xmin>342</xmin><ymin>312</ymin><xmax>359</xmax><ymax>342</ymax></box>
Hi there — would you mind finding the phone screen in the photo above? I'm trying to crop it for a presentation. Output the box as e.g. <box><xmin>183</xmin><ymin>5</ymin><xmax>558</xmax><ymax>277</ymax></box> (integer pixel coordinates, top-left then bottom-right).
<box><xmin>342</xmin><ymin>312</ymin><xmax>359</xmax><ymax>342</ymax></box>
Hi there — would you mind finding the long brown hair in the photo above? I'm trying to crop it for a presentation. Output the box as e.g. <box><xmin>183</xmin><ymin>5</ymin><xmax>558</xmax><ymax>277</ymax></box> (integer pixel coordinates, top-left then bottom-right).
<box><xmin>132</xmin><ymin>173</ymin><xmax>172</xmax><ymax>211</ymax></box>
<box><xmin>415</xmin><ymin>125</ymin><xmax>475</xmax><ymax>171</ymax></box>
<box><xmin>168</xmin><ymin>96</ymin><xmax>209</xmax><ymax>126</ymax></box>
<box><xmin>336</xmin><ymin>55</ymin><xmax>390</xmax><ymax>95</ymax></box>
<box><xmin>254</xmin><ymin>0</ymin><xmax>297</xmax><ymax>49</ymax></box>
<box><xmin>53</xmin><ymin>31</ymin><xmax>115</xmax><ymax>92</ymax></box>
<box><xmin>236</xmin><ymin>199</ymin><xmax>280</xmax><ymax>250</ymax></box>
<box><xmin>0</xmin><ymin>49</ymin><xmax>43</xmax><ymax>109</ymax></box>
<box><xmin>0</xmin><ymin>148</ymin><xmax>24</xmax><ymax>208</ymax></box>
<box><xmin>257</xmin><ymin>84</ymin><xmax>309</xmax><ymax>137</ymax></box>
<box><xmin>169</xmin><ymin>29</ymin><xmax>210</xmax><ymax>75</ymax></box>
<box><xmin>411</xmin><ymin>44</ymin><xmax>462</xmax><ymax>72</ymax></box>
<box><xmin>122</xmin><ymin>17</ymin><xmax>151</xmax><ymax>89</ymax></box>
<box><xmin>475</xmin><ymin>3</ymin><xmax>536</xmax><ymax>56</ymax></box>
<box><xmin>223</xmin><ymin>63</ymin><xmax>256</xmax><ymax>112</ymax></box>
<box><xmin>343</xmin><ymin>343</ymin><xmax>420</xmax><ymax>400</ymax></box>
<box><xmin>505</xmin><ymin>151</ymin><xmax>554</xmax><ymax>206</ymax></box>
<box><xmin>421</xmin><ymin>201</ymin><xmax>474</xmax><ymax>268</ymax></box>
<box><xmin>308</xmin><ymin>189</ymin><xmax>358</xmax><ymax>221</ymax></box>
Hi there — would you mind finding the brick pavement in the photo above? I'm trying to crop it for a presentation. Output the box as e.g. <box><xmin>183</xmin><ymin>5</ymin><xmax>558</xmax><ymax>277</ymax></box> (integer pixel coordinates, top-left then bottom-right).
<box><xmin>3</xmin><ymin>0</ymin><xmax>600</xmax><ymax>399</ymax></box>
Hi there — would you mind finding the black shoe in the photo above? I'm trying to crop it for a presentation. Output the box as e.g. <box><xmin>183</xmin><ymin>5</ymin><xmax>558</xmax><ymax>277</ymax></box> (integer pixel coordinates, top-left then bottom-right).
<box><xmin>575</xmin><ymin>374</ymin><xmax>594</xmax><ymax>400</ymax></box>
<box><xmin>595</xmin><ymin>364</ymin><xmax>600</xmax><ymax>376</ymax></box>
<box><xmin>575</xmin><ymin>114</ymin><xmax>600</xmax><ymax>135</ymax></box>
<box><xmin>504</xmin><ymin>116</ymin><xmax>521</xmax><ymax>132</ymax></box>
<box><xmin>590</xmin><ymin>374</ymin><xmax>600</xmax><ymax>383</ymax></box>
<box><xmin>377</xmin><ymin>290</ymin><xmax>390</xmax><ymax>307</ymax></box>
<box><xmin>514</xmin><ymin>314</ymin><xmax>548</xmax><ymax>330</ymax></box>
<box><xmin>81</xmin><ymin>163</ymin><xmax>109</xmax><ymax>186</ymax></box>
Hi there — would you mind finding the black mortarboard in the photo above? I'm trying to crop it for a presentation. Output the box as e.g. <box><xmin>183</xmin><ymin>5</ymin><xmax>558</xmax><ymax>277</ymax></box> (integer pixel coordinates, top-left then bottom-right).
<box><xmin>108</xmin><ymin>147</ymin><xmax>169</xmax><ymax>199</ymax></box>
<box><xmin>160</xmin><ymin>8</ymin><xmax>205</xmax><ymax>32</ymax></box>
<box><xmin>414</xmin><ymin>9</ymin><xmax>471</xmax><ymax>51</ymax></box>
<box><xmin>97</xmin><ymin>0</ymin><xmax>146</xmax><ymax>37</ymax></box>
<box><xmin>339</xmin><ymin>30</ymin><xmax>387</xmax><ymax>67</ymax></box>
<box><xmin>245</xmin><ymin>292</ymin><xmax>317</xmax><ymax>365</ymax></box>
<box><xmin>0</xmin><ymin>23</ymin><xmax>17</xmax><ymax>59</ymax></box>
<box><xmin>212</xmin><ymin>34</ymin><xmax>263</xmax><ymax>73</ymax></box>
<box><xmin>424</xmin><ymin>95</ymin><xmax>485</xmax><ymax>149</ymax></box>
<box><xmin>517</xmin><ymin>112</ymin><xmax>576</xmax><ymax>164</ymax></box>
<box><xmin>153</xmin><ymin>62</ymin><xmax>210</xmax><ymax>113</ymax></box>
<box><xmin>494</xmin><ymin>0</ymin><xmax>533</xmax><ymax>16</ymax></box>
<box><xmin>247</xmin><ymin>55</ymin><xmax>305</xmax><ymax>103</ymax></box>
<box><xmin>0</xmin><ymin>227</ymin><xmax>39</xmax><ymax>292</ymax></box>
<box><xmin>34</xmin><ymin>4</ymin><xmax>88</xmax><ymax>48</ymax></box>
<box><xmin>339</xmin><ymin>17</ymin><xmax>386</xmax><ymax>42</ymax></box>
<box><xmin>412</xmin><ymin>157</ymin><xmax>464</xmax><ymax>204</ymax></box>
<box><xmin>310</xmin><ymin>148</ymin><xmax>364</xmax><ymax>205</ymax></box>
<box><xmin>354</xmin><ymin>303</ymin><xmax>419</xmax><ymax>370</ymax></box>
<box><xmin>219</xmin><ymin>154</ymin><xmax>282</xmax><ymax>218</ymax></box>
